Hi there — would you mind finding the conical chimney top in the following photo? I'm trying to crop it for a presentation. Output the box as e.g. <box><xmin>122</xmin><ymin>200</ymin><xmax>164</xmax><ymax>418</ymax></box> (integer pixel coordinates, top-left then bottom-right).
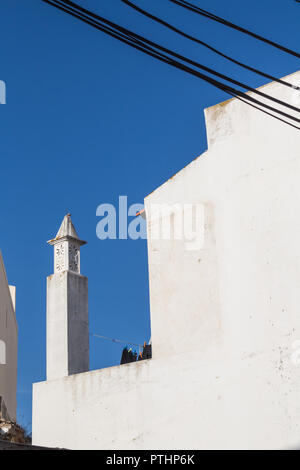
<box><xmin>47</xmin><ymin>214</ymin><xmax>87</xmax><ymax>246</ymax></box>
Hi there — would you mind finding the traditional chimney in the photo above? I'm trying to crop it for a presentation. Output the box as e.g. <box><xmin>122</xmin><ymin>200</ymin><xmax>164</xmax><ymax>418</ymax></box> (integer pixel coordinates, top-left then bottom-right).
<box><xmin>46</xmin><ymin>214</ymin><xmax>89</xmax><ymax>380</ymax></box>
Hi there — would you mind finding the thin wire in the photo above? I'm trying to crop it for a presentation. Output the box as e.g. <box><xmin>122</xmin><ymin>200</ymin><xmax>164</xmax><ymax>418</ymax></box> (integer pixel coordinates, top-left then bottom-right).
<box><xmin>42</xmin><ymin>0</ymin><xmax>300</xmax><ymax>130</ymax></box>
<box><xmin>233</xmin><ymin>95</ymin><xmax>300</xmax><ymax>130</ymax></box>
<box><xmin>121</xmin><ymin>0</ymin><xmax>299</xmax><ymax>91</ymax></box>
<box><xmin>43</xmin><ymin>0</ymin><xmax>300</xmax><ymax>129</ymax></box>
<box><xmin>92</xmin><ymin>333</ymin><xmax>143</xmax><ymax>349</ymax></box>
<box><xmin>169</xmin><ymin>0</ymin><xmax>300</xmax><ymax>58</ymax></box>
<box><xmin>52</xmin><ymin>0</ymin><xmax>300</xmax><ymax>115</ymax></box>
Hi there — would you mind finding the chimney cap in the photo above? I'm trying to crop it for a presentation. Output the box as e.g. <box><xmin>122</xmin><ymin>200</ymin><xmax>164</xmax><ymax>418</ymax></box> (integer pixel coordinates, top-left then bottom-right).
<box><xmin>47</xmin><ymin>213</ymin><xmax>87</xmax><ymax>246</ymax></box>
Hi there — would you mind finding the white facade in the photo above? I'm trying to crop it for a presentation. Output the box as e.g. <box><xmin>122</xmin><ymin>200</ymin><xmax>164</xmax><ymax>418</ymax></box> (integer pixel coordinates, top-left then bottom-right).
<box><xmin>0</xmin><ymin>252</ymin><xmax>18</xmax><ymax>421</ymax></box>
<box><xmin>33</xmin><ymin>71</ymin><xmax>300</xmax><ymax>449</ymax></box>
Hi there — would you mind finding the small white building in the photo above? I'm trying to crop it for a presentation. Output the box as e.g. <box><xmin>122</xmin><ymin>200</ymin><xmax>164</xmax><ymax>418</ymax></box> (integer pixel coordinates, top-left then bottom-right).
<box><xmin>33</xmin><ymin>71</ymin><xmax>300</xmax><ymax>450</ymax></box>
<box><xmin>0</xmin><ymin>252</ymin><xmax>18</xmax><ymax>421</ymax></box>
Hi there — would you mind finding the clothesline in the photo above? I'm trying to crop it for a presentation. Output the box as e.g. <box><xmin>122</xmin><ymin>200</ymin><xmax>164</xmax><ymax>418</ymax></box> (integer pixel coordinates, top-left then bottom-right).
<box><xmin>91</xmin><ymin>333</ymin><xmax>144</xmax><ymax>350</ymax></box>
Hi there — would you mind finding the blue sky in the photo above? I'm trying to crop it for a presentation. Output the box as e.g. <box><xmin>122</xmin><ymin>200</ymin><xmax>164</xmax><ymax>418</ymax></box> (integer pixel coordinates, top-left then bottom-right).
<box><xmin>0</xmin><ymin>0</ymin><xmax>299</xmax><ymax>431</ymax></box>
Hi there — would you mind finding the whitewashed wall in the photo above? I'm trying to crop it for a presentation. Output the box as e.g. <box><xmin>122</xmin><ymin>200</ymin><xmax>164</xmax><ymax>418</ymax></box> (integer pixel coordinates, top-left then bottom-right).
<box><xmin>0</xmin><ymin>253</ymin><xmax>18</xmax><ymax>420</ymax></box>
<box><xmin>33</xmin><ymin>71</ymin><xmax>300</xmax><ymax>449</ymax></box>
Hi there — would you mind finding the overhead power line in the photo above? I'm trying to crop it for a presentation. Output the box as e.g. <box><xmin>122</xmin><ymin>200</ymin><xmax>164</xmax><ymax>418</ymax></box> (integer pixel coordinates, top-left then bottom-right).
<box><xmin>44</xmin><ymin>0</ymin><xmax>299</xmax><ymax>115</ymax></box>
<box><xmin>42</xmin><ymin>0</ymin><xmax>300</xmax><ymax>127</ymax></box>
<box><xmin>121</xmin><ymin>0</ymin><xmax>299</xmax><ymax>91</ymax></box>
<box><xmin>169</xmin><ymin>0</ymin><xmax>300</xmax><ymax>58</ymax></box>
<box><xmin>53</xmin><ymin>0</ymin><xmax>299</xmax><ymax>115</ymax></box>
<box><xmin>42</xmin><ymin>0</ymin><xmax>300</xmax><ymax>130</ymax></box>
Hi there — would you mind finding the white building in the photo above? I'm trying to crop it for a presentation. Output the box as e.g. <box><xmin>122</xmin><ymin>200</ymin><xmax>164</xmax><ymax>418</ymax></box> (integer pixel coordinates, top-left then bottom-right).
<box><xmin>0</xmin><ymin>252</ymin><xmax>18</xmax><ymax>421</ymax></box>
<box><xmin>33</xmin><ymin>71</ymin><xmax>300</xmax><ymax>450</ymax></box>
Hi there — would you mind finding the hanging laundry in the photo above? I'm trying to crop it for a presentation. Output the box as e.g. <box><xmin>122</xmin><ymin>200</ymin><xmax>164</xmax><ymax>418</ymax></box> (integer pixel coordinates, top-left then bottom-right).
<box><xmin>120</xmin><ymin>343</ymin><xmax>152</xmax><ymax>365</ymax></box>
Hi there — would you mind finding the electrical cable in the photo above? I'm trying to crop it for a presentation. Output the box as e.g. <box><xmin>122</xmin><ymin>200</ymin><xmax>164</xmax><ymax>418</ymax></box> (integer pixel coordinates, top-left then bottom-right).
<box><xmin>169</xmin><ymin>0</ymin><xmax>300</xmax><ymax>58</ymax></box>
<box><xmin>121</xmin><ymin>0</ymin><xmax>299</xmax><ymax>91</ymax></box>
<box><xmin>46</xmin><ymin>0</ymin><xmax>300</xmax><ymax>117</ymax></box>
<box><xmin>42</xmin><ymin>0</ymin><xmax>300</xmax><ymax>129</ymax></box>
<box><xmin>52</xmin><ymin>0</ymin><xmax>300</xmax><ymax>115</ymax></box>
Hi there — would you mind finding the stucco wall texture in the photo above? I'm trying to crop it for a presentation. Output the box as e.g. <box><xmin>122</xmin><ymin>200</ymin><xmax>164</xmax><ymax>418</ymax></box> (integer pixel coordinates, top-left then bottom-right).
<box><xmin>33</xmin><ymin>71</ymin><xmax>300</xmax><ymax>450</ymax></box>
